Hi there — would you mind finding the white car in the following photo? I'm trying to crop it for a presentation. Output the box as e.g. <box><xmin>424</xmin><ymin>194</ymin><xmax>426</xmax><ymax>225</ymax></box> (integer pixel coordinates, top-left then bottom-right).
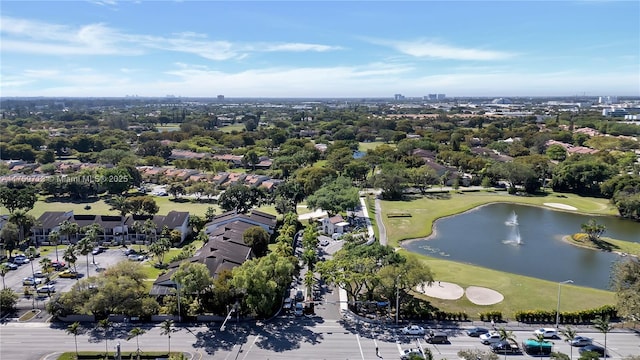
<box><xmin>400</xmin><ymin>348</ymin><xmax>425</xmax><ymax>359</ymax></box>
<box><xmin>128</xmin><ymin>254</ymin><xmax>145</xmax><ymax>261</ymax></box>
<box><xmin>36</xmin><ymin>285</ymin><xmax>56</xmax><ymax>294</ymax></box>
<box><xmin>400</xmin><ymin>325</ymin><xmax>426</xmax><ymax>335</ymax></box>
<box><xmin>480</xmin><ymin>332</ymin><xmax>503</xmax><ymax>344</ymax></box>
<box><xmin>23</xmin><ymin>277</ymin><xmax>43</xmax><ymax>286</ymax></box>
<box><xmin>319</xmin><ymin>238</ymin><xmax>330</xmax><ymax>247</ymax></box>
<box><xmin>13</xmin><ymin>256</ymin><xmax>29</xmax><ymax>265</ymax></box>
<box><xmin>533</xmin><ymin>328</ymin><xmax>558</xmax><ymax>339</ymax></box>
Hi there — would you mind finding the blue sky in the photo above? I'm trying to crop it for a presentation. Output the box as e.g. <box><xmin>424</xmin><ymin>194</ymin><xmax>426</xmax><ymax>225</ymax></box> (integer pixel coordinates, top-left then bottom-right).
<box><xmin>1</xmin><ymin>1</ymin><xmax>639</xmax><ymax>98</ymax></box>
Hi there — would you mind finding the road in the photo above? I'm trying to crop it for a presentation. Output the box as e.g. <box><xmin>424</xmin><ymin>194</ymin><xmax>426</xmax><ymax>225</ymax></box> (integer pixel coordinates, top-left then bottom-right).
<box><xmin>2</xmin><ymin>319</ymin><xmax>639</xmax><ymax>360</ymax></box>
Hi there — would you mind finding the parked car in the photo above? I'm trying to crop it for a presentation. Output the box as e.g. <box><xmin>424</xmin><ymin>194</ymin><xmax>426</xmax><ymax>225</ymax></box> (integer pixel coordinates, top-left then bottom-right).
<box><xmin>579</xmin><ymin>344</ymin><xmax>606</xmax><ymax>357</ymax></box>
<box><xmin>480</xmin><ymin>332</ymin><xmax>503</xmax><ymax>345</ymax></box>
<box><xmin>401</xmin><ymin>325</ymin><xmax>426</xmax><ymax>335</ymax></box>
<box><xmin>425</xmin><ymin>331</ymin><xmax>448</xmax><ymax>344</ymax></box>
<box><xmin>123</xmin><ymin>248</ymin><xmax>137</xmax><ymax>256</ymax></box>
<box><xmin>13</xmin><ymin>255</ymin><xmax>29</xmax><ymax>265</ymax></box>
<box><xmin>128</xmin><ymin>254</ymin><xmax>145</xmax><ymax>261</ymax></box>
<box><xmin>491</xmin><ymin>340</ymin><xmax>521</xmax><ymax>354</ymax></box>
<box><xmin>533</xmin><ymin>328</ymin><xmax>558</xmax><ymax>339</ymax></box>
<box><xmin>36</xmin><ymin>284</ymin><xmax>56</xmax><ymax>294</ymax></box>
<box><xmin>570</xmin><ymin>336</ymin><xmax>593</xmax><ymax>347</ymax></box>
<box><xmin>23</xmin><ymin>277</ymin><xmax>43</xmax><ymax>286</ymax></box>
<box><xmin>319</xmin><ymin>238</ymin><xmax>330</xmax><ymax>247</ymax></box>
<box><xmin>1</xmin><ymin>262</ymin><xmax>18</xmax><ymax>270</ymax></box>
<box><xmin>466</xmin><ymin>327</ymin><xmax>490</xmax><ymax>337</ymax></box>
<box><xmin>400</xmin><ymin>348</ymin><xmax>426</xmax><ymax>360</ymax></box>
<box><xmin>51</xmin><ymin>261</ymin><xmax>67</xmax><ymax>270</ymax></box>
<box><xmin>58</xmin><ymin>270</ymin><xmax>79</xmax><ymax>278</ymax></box>
<box><xmin>295</xmin><ymin>289</ymin><xmax>304</xmax><ymax>302</ymax></box>
<box><xmin>92</xmin><ymin>247</ymin><xmax>104</xmax><ymax>255</ymax></box>
<box><xmin>33</xmin><ymin>270</ymin><xmax>46</xmax><ymax>278</ymax></box>
<box><xmin>294</xmin><ymin>302</ymin><xmax>304</xmax><ymax>316</ymax></box>
<box><xmin>283</xmin><ymin>297</ymin><xmax>293</xmax><ymax>311</ymax></box>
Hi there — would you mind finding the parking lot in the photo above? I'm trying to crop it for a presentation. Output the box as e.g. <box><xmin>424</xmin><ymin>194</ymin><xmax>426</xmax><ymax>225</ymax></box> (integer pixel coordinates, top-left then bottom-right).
<box><xmin>2</xmin><ymin>245</ymin><xmax>146</xmax><ymax>312</ymax></box>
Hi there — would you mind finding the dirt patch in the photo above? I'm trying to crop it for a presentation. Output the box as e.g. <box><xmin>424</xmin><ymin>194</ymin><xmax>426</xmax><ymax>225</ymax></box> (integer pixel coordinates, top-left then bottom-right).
<box><xmin>465</xmin><ymin>286</ymin><xmax>504</xmax><ymax>305</ymax></box>
<box><xmin>543</xmin><ymin>202</ymin><xmax>577</xmax><ymax>211</ymax></box>
<box><xmin>415</xmin><ymin>281</ymin><xmax>464</xmax><ymax>300</ymax></box>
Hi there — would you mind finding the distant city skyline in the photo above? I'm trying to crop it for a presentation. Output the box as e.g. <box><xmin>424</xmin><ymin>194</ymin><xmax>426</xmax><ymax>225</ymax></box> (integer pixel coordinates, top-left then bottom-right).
<box><xmin>1</xmin><ymin>1</ymin><xmax>639</xmax><ymax>98</ymax></box>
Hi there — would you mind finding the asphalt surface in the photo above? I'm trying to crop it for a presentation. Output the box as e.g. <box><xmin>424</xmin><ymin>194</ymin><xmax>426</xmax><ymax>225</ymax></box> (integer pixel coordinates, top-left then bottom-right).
<box><xmin>1</xmin><ymin>318</ymin><xmax>639</xmax><ymax>360</ymax></box>
<box><xmin>2</xmin><ymin>245</ymin><xmax>148</xmax><ymax>317</ymax></box>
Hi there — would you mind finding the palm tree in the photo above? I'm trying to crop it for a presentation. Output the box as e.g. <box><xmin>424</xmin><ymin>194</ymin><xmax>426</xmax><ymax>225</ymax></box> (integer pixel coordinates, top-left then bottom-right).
<box><xmin>0</xmin><ymin>264</ymin><xmax>9</xmax><ymax>289</ymax></box>
<box><xmin>131</xmin><ymin>220</ymin><xmax>144</xmax><ymax>251</ymax></box>
<box><xmin>76</xmin><ymin>237</ymin><xmax>93</xmax><ymax>278</ymax></box>
<box><xmin>39</xmin><ymin>257</ymin><xmax>53</xmax><ymax>282</ymax></box>
<box><xmin>24</xmin><ymin>246</ymin><xmax>38</xmax><ymax>281</ymax></box>
<box><xmin>143</xmin><ymin>219</ymin><xmax>157</xmax><ymax>244</ymax></box>
<box><xmin>48</xmin><ymin>230</ymin><xmax>61</xmax><ymax>262</ymax></box>
<box><xmin>85</xmin><ymin>224</ymin><xmax>102</xmax><ymax>262</ymax></box>
<box><xmin>9</xmin><ymin>210</ymin><xmax>35</xmax><ymax>247</ymax></box>
<box><xmin>66</xmin><ymin>321</ymin><xmax>81</xmax><ymax>359</ymax></box>
<box><xmin>97</xmin><ymin>318</ymin><xmax>111</xmax><ymax>357</ymax></box>
<box><xmin>160</xmin><ymin>319</ymin><xmax>174</xmax><ymax>356</ymax></box>
<box><xmin>110</xmin><ymin>195</ymin><xmax>131</xmax><ymax>245</ymax></box>
<box><xmin>304</xmin><ymin>271</ymin><xmax>315</xmax><ymax>300</ymax></box>
<box><xmin>497</xmin><ymin>327</ymin><xmax>517</xmax><ymax>360</ymax></box>
<box><xmin>59</xmin><ymin>220</ymin><xmax>79</xmax><ymax>244</ymax></box>
<box><xmin>63</xmin><ymin>244</ymin><xmax>78</xmax><ymax>274</ymax></box>
<box><xmin>534</xmin><ymin>333</ymin><xmax>547</xmax><ymax>357</ymax></box>
<box><xmin>593</xmin><ymin>315</ymin><xmax>613</xmax><ymax>357</ymax></box>
<box><xmin>127</xmin><ymin>327</ymin><xmax>146</xmax><ymax>354</ymax></box>
<box><xmin>561</xmin><ymin>326</ymin><xmax>577</xmax><ymax>360</ymax></box>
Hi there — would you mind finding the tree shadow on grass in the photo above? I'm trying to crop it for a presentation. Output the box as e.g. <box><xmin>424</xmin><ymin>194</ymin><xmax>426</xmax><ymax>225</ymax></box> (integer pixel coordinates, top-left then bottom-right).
<box><xmin>169</xmin><ymin>198</ymin><xmax>190</xmax><ymax>203</ymax></box>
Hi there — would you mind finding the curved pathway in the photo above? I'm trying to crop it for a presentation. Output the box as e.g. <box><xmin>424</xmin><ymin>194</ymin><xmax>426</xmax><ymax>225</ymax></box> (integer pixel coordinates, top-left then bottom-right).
<box><xmin>374</xmin><ymin>196</ymin><xmax>387</xmax><ymax>246</ymax></box>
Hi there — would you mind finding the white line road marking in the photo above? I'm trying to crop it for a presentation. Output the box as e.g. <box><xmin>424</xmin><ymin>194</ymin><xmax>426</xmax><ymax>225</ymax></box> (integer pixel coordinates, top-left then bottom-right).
<box><xmin>356</xmin><ymin>333</ymin><xmax>365</xmax><ymax>360</ymax></box>
<box><xmin>241</xmin><ymin>335</ymin><xmax>260</xmax><ymax>360</ymax></box>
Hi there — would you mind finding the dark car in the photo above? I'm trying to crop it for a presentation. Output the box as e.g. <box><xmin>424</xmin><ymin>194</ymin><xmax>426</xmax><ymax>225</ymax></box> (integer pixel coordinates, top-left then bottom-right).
<box><xmin>491</xmin><ymin>340</ymin><xmax>521</xmax><ymax>354</ymax></box>
<box><xmin>579</xmin><ymin>344</ymin><xmax>606</xmax><ymax>357</ymax></box>
<box><xmin>295</xmin><ymin>289</ymin><xmax>304</xmax><ymax>302</ymax></box>
<box><xmin>425</xmin><ymin>331</ymin><xmax>448</xmax><ymax>344</ymax></box>
<box><xmin>570</xmin><ymin>336</ymin><xmax>593</xmax><ymax>347</ymax></box>
<box><xmin>466</xmin><ymin>327</ymin><xmax>490</xmax><ymax>337</ymax></box>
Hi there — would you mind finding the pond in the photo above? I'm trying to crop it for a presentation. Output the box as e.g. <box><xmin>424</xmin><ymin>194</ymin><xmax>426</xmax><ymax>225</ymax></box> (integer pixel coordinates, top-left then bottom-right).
<box><xmin>402</xmin><ymin>203</ymin><xmax>640</xmax><ymax>290</ymax></box>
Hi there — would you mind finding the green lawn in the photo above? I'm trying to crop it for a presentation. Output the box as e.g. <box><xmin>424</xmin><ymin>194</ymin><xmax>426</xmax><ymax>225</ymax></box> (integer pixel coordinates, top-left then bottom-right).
<box><xmin>378</xmin><ymin>191</ymin><xmax>623</xmax><ymax>317</ymax></box>
<box><xmin>358</xmin><ymin>141</ymin><xmax>394</xmax><ymax>151</ymax></box>
<box><xmin>403</xmin><ymin>250</ymin><xmax>615</xmax><ymax>317</ymax></box>
<box><xmin>4</xmin><ymin>196</ymin><xmax>222</xmax><ymax>219</ymax></box>
<box><xmin>218</xmin><ymin>124</ymin><xmax>246</xmax><ymax>133</ymax></box>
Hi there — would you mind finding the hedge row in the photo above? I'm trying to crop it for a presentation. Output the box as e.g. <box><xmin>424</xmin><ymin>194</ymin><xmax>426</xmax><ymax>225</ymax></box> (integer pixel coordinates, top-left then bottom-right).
<box><xmin>514</xmin><ymin>305</ymin><xmax>617</xmax><ymax>324</ymax></box>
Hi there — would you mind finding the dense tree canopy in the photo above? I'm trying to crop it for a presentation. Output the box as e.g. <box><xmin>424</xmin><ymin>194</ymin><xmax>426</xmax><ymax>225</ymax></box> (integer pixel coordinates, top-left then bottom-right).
<box><xmin>305</xmin><ymin>176</ymin><xmax>359</xmax><ymax>215</ymax></box>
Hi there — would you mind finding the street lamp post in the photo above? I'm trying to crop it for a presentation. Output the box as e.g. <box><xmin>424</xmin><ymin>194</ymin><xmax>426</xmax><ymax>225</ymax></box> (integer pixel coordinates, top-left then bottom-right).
<box><xmin>175</xmin><ymin>282</ymin><xmax>181</xmax><ymax>323</ymax></box>
<box><xmin>395</xmin><ymin>274</ymin><xmax>401</xmax><ymax>325</ymax></box>
<box><xmin>556</xmin><ymin>280</ymin><xmax>573</xmax><ymax>329</ymax></box>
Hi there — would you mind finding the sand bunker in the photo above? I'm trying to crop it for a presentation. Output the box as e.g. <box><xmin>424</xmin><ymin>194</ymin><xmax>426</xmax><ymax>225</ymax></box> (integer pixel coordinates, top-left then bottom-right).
<box><xmin>544</xmin><ymin>203</ymin><xmax>577</xmax><ymax>211</ymax></box>
<box><xmin>416</xmin><ymin>281</ymin><xmax>464</xmax><ymax>300</ymax></box>
<box><xmin>465</xmin><ymin>286</ymin><xmax>504</xmax><ymax>305</ymax></box>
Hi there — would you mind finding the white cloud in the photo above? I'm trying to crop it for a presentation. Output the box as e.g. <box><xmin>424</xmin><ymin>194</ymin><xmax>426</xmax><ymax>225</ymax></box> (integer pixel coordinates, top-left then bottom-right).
<box><xmin>3</xmin><ymin>63</ymin><xmax>636</xmax><ymax>98</ymax></box>
<box><xmin>0</xmin><ymin>16</ymin><xmax>342</xmax><ymax>60</ymax></box>
<box><xmin>261</xmin><ymin>43</ymin><xmax>342</xmax><ymax>52</ymax></box>
<box><xmin>373</xmin><ymin>38</ymin><xmax>515</xmax><ymax>61</ymax></box>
